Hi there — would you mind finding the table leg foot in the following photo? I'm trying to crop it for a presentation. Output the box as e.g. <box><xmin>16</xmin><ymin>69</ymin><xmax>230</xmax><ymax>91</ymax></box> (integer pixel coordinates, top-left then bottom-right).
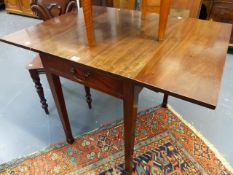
<box><xmin>67</xmin><ymin>137</ymin><xmax>75</xmax><ymax>144</ymax></box>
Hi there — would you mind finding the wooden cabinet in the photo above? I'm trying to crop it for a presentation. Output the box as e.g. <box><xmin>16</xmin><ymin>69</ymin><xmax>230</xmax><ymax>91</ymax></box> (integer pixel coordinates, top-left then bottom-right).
<box><xmin>203</xmin><ymin>0</ymin><xmax>233</xmax><ymax>46</ymax></box>
<box><xmin>19</xmin><ymin>0</ymin><xmax>33</xmax><ymax>15</ymax></box>
<box><xmin>4</xmin><ymin>0</ymin><xmax>34</xmax><ymax>17</ymax></box>
<box><xmin>82</xmin><ymin>0</ymin><xmax>202</xmax><ymax>18</ymax></box>
<box><xmin>142</xmin><ymin>0</ymin><xmax>202</xmax><ymax>18</ymax></box>
<box><xmin>5</xmin><ymin>0</ymin><xmax>20</xmax><ymax>12</ymax></box>
<box><xmin>171</xmin><ymin>0</ymin><xmax>202</xmax><ymax>18</ymax></box>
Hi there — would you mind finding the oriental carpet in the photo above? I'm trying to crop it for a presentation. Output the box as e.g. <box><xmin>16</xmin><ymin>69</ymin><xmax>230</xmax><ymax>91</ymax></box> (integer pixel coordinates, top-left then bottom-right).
<box><xmin>0</xmin><ymin>105</ymin><xmax>232</xmax><ymax>175</ymax></box>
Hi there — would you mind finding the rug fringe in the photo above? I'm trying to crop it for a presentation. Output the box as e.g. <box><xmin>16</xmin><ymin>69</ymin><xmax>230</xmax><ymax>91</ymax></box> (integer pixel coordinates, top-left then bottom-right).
<box><xmin>167</xmin><ymin>104</ymin><xmax>233</xmax><ymax>173</ymax></box>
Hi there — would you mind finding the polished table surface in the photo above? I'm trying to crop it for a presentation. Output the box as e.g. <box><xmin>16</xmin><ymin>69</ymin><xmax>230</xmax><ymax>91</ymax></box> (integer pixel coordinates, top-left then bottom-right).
<box><xmin>0</xmin><ymin>6</ymin><xmax>232</xmax><ymax>173</ymax></box>
<box><xmin>1</xmin><ymin>7</ymin><xmax>231</xmax><ymax>109</ymax></box>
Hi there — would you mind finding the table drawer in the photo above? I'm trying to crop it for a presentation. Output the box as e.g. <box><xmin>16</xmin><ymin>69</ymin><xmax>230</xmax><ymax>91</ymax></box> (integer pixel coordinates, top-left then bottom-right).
<box><xmin>44</xmin><ymin>56</ymin><xmax>124</xmax><ymax>99</ymax></box>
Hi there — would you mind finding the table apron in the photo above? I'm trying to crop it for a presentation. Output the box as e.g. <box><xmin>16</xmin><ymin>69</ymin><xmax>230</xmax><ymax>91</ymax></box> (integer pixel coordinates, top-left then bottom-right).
<box><xmin>40</xmin><ymin>54</ymin><xmax>124</xmax><ymax>99</ymax></box>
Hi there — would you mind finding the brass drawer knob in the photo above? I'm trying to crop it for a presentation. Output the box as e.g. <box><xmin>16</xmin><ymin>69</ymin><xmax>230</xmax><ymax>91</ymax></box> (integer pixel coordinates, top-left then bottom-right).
<box><xmin>70</xmin><ymin>67</ymin><xmax>83</xmax><ymax>83</ymax></box>
<box><xmin>70</xmin><ymin>67</ymin><xmax>91</xmax><ymax>83</ymax></box>
<box><xmin>84</xmin><ymin>72</ymin><xmax>91</xmax><ymax>79</ymax></box>
<box><xmin>70</xmin><ymin>67</ymin><xmax>77</xmax><ymax>75</ymax></box>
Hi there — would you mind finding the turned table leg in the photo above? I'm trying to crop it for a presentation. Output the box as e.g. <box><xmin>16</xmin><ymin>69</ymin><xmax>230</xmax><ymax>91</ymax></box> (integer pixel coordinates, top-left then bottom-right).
<box><xmin>84</xmin><ymin>86</ymin><xmax>92</xmax><ymax>109</ymax></box>
<box><xmin>123</xmin><ymin>82</ymin><xmax>141</xmax><ymax>174</ymax></box>
<box><xmin>29</xmin><ymin>69</ymin><xmax>49</xmax><ymax>114</ymax></box>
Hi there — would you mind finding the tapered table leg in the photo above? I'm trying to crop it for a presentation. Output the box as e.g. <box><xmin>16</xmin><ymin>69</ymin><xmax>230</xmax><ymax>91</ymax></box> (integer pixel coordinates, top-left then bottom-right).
<box><xmin>43</xmin><ymin>67</ymin><xmax>74</xmax><ymax>144</ymax></box>
<box><xmin>123</xmin><ymin>82</ymin><xmax>140</xmax><ymax>174</ymax></box>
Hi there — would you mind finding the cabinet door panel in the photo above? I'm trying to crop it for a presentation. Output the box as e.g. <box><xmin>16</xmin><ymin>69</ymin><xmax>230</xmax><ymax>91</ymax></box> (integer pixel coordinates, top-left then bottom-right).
<box><xmin>211</xmin><ymin>2</ymin><xmax>233</xmax><ymax>43</ymax></box>
<box><xmin>211</xmin><ymin>3</ymin><xmax>233</xmax><ymax>23</ymax></box>
<box><xmin>142</xmin><ymin>0</ymin><xmax>201</xmax><ymax>17</ymax></box>
<box><xmin>5</xmin><ymin>0</ymin><xmax>21</xmax><ymax>11</ymax></box>
<box><xmin>19</xmin><ymin>0</ymin><xmax>34</xmax><ymax>16</ymax></box>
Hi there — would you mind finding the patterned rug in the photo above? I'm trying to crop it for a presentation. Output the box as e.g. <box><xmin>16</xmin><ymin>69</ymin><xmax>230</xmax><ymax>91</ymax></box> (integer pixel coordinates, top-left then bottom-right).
<box><xmin>0</xmin><ymin>105</ymin><xmax>232</xmax><ymax>175</ymax></box>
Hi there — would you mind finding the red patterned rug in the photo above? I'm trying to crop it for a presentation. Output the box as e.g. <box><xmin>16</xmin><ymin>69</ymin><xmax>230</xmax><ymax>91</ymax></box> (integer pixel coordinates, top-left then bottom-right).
<box><xmin>0</xmin><ymin>105</ymin><xmax>232</xmax><ymax>175</ymax></box>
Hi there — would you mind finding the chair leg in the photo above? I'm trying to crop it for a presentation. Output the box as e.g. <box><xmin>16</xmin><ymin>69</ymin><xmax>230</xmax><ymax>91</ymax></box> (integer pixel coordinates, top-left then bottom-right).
<box><xmin>29</xmin><ymin>70</ymin><xmax>49</xmax><ymax>114</ymax></box>
<box><xmin>84</xmin><ymin>86</ymin><xmax>92</xmax><ymax>109</ymax></box>
<box><xmin>162</xmin><ymin>94</ymin><xmax>168</xmax><ymax>108</ymax></box>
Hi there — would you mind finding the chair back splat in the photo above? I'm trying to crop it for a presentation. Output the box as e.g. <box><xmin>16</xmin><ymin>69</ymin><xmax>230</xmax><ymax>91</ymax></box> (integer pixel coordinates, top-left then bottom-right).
<box><xmin>30</xmin><ymin>0</ymin><xmax>77</xmax><ymax>21</ymax></box>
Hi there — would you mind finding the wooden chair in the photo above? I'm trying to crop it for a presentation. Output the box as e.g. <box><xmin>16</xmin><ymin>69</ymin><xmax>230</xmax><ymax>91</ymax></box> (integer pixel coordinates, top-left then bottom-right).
<box><xmin>27</xmin><ymin>0</ymin><xmax>92</xmax><ymax>114</ymax></box>
<box><xmin>141</xmin><ymin>0</ymin><xmax>202</xmax><ymax>18</ymax></box>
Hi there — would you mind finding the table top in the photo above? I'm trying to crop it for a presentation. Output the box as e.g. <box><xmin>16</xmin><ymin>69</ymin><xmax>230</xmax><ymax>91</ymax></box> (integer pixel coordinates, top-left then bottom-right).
<box><xmin>0</xmin><ymin>6</ymin><xmax>232</xmax><ymax>109</ymax></box>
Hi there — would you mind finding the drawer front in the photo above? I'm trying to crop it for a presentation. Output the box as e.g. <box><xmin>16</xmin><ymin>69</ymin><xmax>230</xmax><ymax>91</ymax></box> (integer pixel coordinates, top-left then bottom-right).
<box><xmin>43</xmin><ymin>56</ymin><xmax>124</xmax><ymax>99</ymax></box>
<box><xmin>211</xmin><ymin>2</ymin><xmax>233</xmax><ymax>43</ymax></box>
<box><xmin>211</xmin><ymin>4</ymin><xmax>233</xmax><ymax>23</ymax></box>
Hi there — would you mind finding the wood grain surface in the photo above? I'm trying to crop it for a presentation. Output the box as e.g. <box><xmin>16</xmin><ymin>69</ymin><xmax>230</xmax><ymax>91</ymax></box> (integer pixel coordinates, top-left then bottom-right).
<box><xmin>0</xmin><ymin>6</ymin><xmax>232</xmax><ymax>109</ymax></box>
